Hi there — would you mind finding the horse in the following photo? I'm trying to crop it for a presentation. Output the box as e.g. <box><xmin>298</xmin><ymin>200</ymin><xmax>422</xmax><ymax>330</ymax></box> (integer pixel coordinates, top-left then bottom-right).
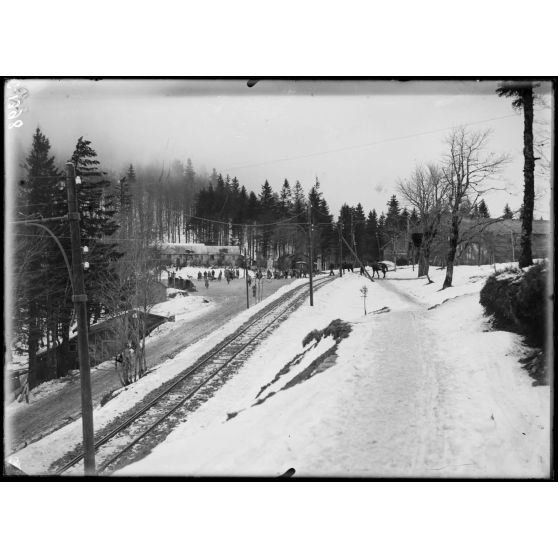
<box><xmin>371</xmin><ymin>261</ymin><xmax>388</xmax><ymax>279</ymax></box>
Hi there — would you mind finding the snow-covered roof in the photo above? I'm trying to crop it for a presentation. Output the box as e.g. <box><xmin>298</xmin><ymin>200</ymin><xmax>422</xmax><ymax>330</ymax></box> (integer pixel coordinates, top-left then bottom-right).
<box><xmin>160</xmin><ymin>243</ymin><xmax>241</xmax><ymax>255</ymax></box>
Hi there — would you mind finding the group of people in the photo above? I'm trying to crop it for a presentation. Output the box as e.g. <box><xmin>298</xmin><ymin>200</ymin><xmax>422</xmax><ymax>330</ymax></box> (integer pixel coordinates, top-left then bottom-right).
<box><xmin>114</xmin><ymin>341</ymin><xmax>145</xmax><ymax>386</ymax></box>
<box><xmin>196</xmin><ymin>268</ymin><xmax>241</xmax><ymax>288</ymax></box>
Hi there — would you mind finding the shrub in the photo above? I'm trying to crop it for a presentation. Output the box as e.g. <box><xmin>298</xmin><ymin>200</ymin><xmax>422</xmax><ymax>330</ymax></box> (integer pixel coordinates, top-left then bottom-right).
<box><xmin>302</xmin><ymin>329</ymin><xmax>322</xmax><ymax>347</ymax></box>
<box><xmin>512</xmin><ymin>263</ymin><xmax>548</xmax><ymax>347</ymax></box>
<box><xmin>302</xmin><ymin>319</ymin><xmax>352</xmax><ymax>347</ymax></box>
<box><xmin>323</xmin><ymin>319</ymin><xmax>352</xmax><ymax>340</ymax></box>
<box><xmin>480</xmin><ymin>262</ymin><xmax>548</xmax><ymax>347</ymax></box>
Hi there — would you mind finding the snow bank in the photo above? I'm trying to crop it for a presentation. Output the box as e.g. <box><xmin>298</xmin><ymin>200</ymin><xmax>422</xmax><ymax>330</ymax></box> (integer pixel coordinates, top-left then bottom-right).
<box><xmin>382</xmin><ymin>263</ymin><xmax>519</xmax><ymax>308</ymax></box>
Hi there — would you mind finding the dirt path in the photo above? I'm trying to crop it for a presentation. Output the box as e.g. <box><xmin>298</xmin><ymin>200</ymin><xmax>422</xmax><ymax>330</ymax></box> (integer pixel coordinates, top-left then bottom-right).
<box><xmin>6</xmin><ymin>277</ymin><xmax>295</xmax><ymax>454</ymax></box>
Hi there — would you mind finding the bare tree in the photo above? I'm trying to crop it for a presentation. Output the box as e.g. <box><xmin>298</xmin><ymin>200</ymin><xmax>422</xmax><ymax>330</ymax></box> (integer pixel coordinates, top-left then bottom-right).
<box><xmin>398</xmin><ymin>163</ymin><xmax>449</xmax><ymax>282</ymax></box>
<box><xmin>441</xmin><ymin>128</ymin><xmax>508</xmax><ymax>289</ymax></box>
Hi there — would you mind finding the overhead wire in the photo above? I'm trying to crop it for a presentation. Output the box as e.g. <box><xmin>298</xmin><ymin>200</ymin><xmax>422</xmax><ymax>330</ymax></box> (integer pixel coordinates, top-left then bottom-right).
<box><xmin>220</xmin><ymin>113</ymin><xmax>520</xmax><ymax>172</ymax></box>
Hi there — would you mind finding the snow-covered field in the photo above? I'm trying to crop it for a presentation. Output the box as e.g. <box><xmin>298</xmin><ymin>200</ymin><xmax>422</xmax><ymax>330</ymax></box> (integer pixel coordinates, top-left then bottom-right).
<box><xmin>7</xmin><ymin>263</ymin><xmax>551</xmax><ymax>477</ymax></box>
<box><xmin>116</xmin><ymin>264</ymin><xmax>551</xmax><ymax>478</ymax></box>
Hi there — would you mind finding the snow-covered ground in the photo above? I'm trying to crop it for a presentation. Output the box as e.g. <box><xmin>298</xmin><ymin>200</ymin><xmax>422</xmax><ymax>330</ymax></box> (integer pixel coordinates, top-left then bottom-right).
<box><xmin>8</xmin><ymin>264</ymin><xmax>551</xmax><ymax>477</ymax></box>
<box><xmin>116</xmin><ymin>264</ymin><xmax>551</xmax><ymax>478</ymax></box>
<box><xmin>6</xmin><ymin>278</ymin><xmax>309</xmax><ymax>474</ymax></box>
<box><xmin>6</xmin><ymin>360</ymin><xmax>116</xmax><ymax>412</ymax></box>
<box><xmin>5</xmin><ymin>296</ymin><xmax>215</xmax><ymax>412</ymax></box>
<box><xmin>145</xmin><ymin>294</ymin><xmax>215</xmax><ymax>343</ymax></box>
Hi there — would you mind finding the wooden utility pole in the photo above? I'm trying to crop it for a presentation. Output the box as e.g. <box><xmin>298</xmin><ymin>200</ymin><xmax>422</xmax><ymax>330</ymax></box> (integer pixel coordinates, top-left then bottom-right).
<box><xmin>244</xmin><ymin>232</ymin><xmax>250</xmax><ymax>309</ymax></box>
<box><xmin>308</xmin><ymin>205</ymin><xmax>314</xmax><ymax>306</ymax></box>
<box><xmin>66</xmin><ymin>162</ymin><xmax>96</xmax><ymax>475</ymax></box>
<box><xmin>340</xmin><ymin>235</ymin><xmax>375</xmax><ymax>282</ymax></box>
<box><xmin>350</xmin><ymin>210</ymin><xmax>357</xmax><ymax>267</ymax></box>
<box><xmin>338</xmin><ymin>222</ymin><xmax>343</xmax><ymax>276</ymax></box>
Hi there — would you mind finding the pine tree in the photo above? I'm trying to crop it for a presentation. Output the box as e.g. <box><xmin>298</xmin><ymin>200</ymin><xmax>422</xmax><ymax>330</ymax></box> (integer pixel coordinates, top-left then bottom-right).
<box><xmin>385</xmin><ymin>194</ymin><xmax>401</xmax><ymax>234</ymax></box>
<box><xmin>258</xmin><ymin>180</ymin><xmax>277</xmax><ymax>258</ymax></box>
<box><xmin>292</xmin><ymin>180</ymin><xmax>306</xmax><ymax>216</ymax></box>
<box><xmin>364</xmin><ymin>209</ymin><xmax>380</xmax><ymax>261</ymax></box>
<box><xmin>353</xmin><ymin>203</ymin><xmax>366</xmax><ymax>260</ymax></box>
<box><xmin>377</xmin><ymin>212</ymin><xmax>387</xmax><ymax>259</ymax></box>
<box><xmin>127</xmin><ymin>164</ymin><xmax>136</xmax><ymax>183</ymax></box>
<box><xmin>477</xmin><ymin>199</ymin><xmax>490</xmax><ymax>218</ymax></box>
<box><xmin>17</xmin><ymin>128</ymin><xmax>66</xmax><ymax>386</ymax></box>
<box><xmin>279</xmin><ymin>179</ymin><xmax>292</xmax><ymax>216</ymax></box>
<box><xmin>502</xmin><ymin>203</ymin><xmax>513</xmax><ymax>219</ymax></box>
<box><xmin>71</xmin><ymin>137</ymin><xmax>120</xmax><ymax>325</ymax></box>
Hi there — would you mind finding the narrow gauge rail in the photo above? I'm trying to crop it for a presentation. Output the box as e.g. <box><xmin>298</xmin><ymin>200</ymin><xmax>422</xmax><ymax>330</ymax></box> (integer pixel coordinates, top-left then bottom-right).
<box><xmin>56</xmin><ymin>275</ymin><xmax>335</xmax><ymax>475</ymax></box>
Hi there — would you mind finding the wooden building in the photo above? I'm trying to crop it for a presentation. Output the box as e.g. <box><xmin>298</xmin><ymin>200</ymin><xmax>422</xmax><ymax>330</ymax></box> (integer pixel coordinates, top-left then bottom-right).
<box><xmin>160</xmin><ymin>243</ymin><xmax>242</xmax><ymax>267</ymax></box>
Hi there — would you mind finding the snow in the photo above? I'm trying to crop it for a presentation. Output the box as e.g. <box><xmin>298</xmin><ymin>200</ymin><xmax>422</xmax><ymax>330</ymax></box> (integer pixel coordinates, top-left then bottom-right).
<box><xmin>8</xmin><ymin>263</ymin><xmax>551</xmax><ymax>477</ymax></box>
<box><xmin>117</xmin><ymin>265</ymin><xmax>550</xmax><ymax>478</ymax></box>
<box><xmin>149</xmin><ymin>293</ymin><xmax>212</xmax><ymax>320</ymax></box>
<box><xmin>6</xmin><ymin>360</ymin><xmax>118</xmax><ymax>412</ymax></box>
<box><xmin>7</xmin><ymin>277</ymin><xmax>310</xmax><ymax>474</ymax></box>
<box><xmin>7</xmin><ymin>377</ymin><xmax>67</xmax><ymax>408</ymax></box>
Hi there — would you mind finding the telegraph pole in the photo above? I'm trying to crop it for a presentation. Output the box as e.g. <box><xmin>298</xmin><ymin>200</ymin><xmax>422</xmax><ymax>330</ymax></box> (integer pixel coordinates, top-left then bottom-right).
<box><xmin>350</xmin><ymin>210</ymin><xmax>356</xmax><ymax>268</ymax></box>
<box><xmin>244</xmin><ymin>246</ymin><xmax>250</xmax><ymax>309</ymax></box>
<box><xmin>308</xmin><ymin>204</ymin><xmax>314</xmax><ymax>306</ymax></box>
<box><xmin>66</xmin><ymin>162</ymin><xmax>96</xmax><ymax>475</ymax></box>
<box><xmin>338</xmin><ymin>222</ymin><xmax>343</xmax><ymax>276</ymax></box>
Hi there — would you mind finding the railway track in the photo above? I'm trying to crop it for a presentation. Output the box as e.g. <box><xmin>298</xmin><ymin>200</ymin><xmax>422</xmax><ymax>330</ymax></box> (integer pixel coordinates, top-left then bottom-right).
<box><xmin>55</xmin><ymin>275</ymin><xmax>335</xmax><ymax>475</ymax></box>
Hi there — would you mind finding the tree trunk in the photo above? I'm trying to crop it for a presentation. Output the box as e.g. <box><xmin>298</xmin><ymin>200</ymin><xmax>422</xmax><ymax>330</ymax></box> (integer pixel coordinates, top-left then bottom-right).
<box><xmin>519</xmin><ymin>88</ymin><xmax>535</xmax><ymax>268</ymax></box>
<box><xmin>418</xmin><ymin>242</ymin><xmax>432</xmax><ymax>281</ymax></box>
<box><xmin>443</xmin><ymin>213</ymin><xmax>460</xmax><ymax>289</ymax></box>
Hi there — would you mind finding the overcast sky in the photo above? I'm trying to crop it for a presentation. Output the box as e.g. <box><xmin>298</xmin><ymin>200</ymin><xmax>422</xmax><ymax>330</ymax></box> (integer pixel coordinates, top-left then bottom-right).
<box><xmin>7</xmin><ymin>79</ymin><xmax>553</xmax><ymax>218</ymax></box>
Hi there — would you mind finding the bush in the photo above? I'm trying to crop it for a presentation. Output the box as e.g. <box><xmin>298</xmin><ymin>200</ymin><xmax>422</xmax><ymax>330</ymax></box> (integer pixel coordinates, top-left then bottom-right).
<box><xmin>480</xmin><ymin>262</ymin><xmax>548</xmax><ymax>347</ymax></box>
<box><xmin>302</xmin><ymin>319</ymin><xmax>352</xmax><ymax>347</ymax></box>
<box><xmin>512</xmin><ymin>263</ymin><xmax>548</xmax><ymax>347</ymax></box>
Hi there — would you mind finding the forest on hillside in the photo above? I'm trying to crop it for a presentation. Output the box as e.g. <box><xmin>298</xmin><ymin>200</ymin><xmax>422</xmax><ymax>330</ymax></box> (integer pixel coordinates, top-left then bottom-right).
<box><xmin>9</xmin><ymin>124</ymin><xmax>519</xmax><ymax>389</ymax></box>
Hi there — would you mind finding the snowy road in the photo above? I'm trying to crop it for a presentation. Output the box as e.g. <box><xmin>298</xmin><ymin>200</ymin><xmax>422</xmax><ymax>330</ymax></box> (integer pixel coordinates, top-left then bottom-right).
<box><xmin>117</xmin><ymin>267</ymin><xmax>550</xmax><ymax>478</ymax></box>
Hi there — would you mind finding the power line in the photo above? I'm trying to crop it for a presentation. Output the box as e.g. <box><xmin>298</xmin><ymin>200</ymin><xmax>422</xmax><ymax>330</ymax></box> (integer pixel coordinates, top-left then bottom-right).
<box><xmin>221</xmin><ymin>113</ymin><xmax>520</xmax><ymax>172</ymax></box>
